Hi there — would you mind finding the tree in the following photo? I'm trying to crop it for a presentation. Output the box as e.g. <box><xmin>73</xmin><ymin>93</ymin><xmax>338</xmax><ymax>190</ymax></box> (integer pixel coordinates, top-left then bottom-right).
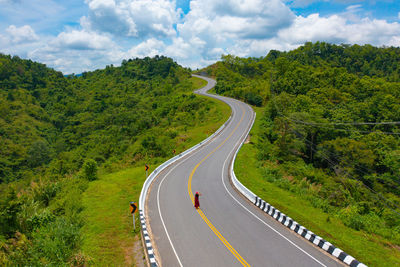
<box><xmin>27</xmin><ymin>140</ymin><xmax>51</xmax><ymax>168</ymax></box>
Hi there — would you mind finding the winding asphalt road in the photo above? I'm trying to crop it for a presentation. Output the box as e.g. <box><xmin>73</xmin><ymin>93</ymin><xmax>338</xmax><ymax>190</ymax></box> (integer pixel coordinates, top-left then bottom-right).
<box><xmin>145</xmin><ymin>75</ymin><xmax>342</xmax><ymax>266</ymax></box>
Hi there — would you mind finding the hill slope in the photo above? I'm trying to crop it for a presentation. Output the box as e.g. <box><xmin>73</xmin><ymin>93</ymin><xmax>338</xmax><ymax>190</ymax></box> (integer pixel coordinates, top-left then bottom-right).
<box><xmin>205</xmin><ymin>42</ymin><xmax>400</xmax><ymax>265</ymax></box>
<box><xmin>0</xmin><ymin>55</ymin><xmax>230</xmax><ymax>265</ymax></box>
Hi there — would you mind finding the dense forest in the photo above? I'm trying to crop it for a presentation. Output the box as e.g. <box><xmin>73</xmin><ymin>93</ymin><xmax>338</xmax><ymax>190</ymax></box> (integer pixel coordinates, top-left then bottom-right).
<box><xmin>0</xmin><ymin>54</ymin><xmax>217</xmax><ymax>265</ymax></box>
<box><xmin>207</xmin><ymin>42</ymin><xmax>400</xmax><ymax>245</ymax></box>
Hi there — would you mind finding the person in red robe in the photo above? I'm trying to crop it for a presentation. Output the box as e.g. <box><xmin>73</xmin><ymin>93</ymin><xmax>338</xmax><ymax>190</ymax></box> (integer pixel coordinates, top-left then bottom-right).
<box><xmin>194</xmin><ymin>192</ymin><xmax>201</xmax><ymax>209</ymax></box>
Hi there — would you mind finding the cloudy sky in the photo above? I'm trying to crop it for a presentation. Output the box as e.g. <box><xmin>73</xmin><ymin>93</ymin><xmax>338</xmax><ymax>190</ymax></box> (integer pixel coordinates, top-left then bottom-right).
<box><xmin>0</xmin><ymin>0</ymin><xmax>399</xmax><ymax>74</ymax></box>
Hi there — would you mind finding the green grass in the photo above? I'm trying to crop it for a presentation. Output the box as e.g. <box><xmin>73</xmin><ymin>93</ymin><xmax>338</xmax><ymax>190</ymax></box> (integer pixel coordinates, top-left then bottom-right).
<box><xmin>189</xmin><ymin>76</ymin><xmax>208</xmax><ymax>89</ymax></box>
<box><xmin>234</xmin><ymin>107</ymin><xmax>400</xmax><ymax>267</ymax></box>
<box><xmin>80</xmin><ymin>76</ymin><xmax>230</xmax><ymax>265</ymax></box>
<box><xmin>177</xmin><ymin>94</ymin><xmax>231</xmax><ymax>150</ymax></box>
<box><xmin>81</xmin><ymin>167</ymin><xmax>145</xmax><ymax>266</ymax></box>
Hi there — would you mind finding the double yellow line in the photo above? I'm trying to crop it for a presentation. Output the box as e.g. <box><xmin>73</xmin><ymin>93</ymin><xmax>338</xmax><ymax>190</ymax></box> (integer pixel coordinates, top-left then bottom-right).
<box><xmin>188</xmin><ymin>106</ymin><xmax>250</xmax><ymax>267</ymax></box>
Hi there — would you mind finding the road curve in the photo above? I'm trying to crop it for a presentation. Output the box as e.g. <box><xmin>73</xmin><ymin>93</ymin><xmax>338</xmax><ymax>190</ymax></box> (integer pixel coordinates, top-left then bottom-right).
<box><xmin>145</xmin><ymin>76</ymin><xmax>343</xmax><ymax>266</ymax></box>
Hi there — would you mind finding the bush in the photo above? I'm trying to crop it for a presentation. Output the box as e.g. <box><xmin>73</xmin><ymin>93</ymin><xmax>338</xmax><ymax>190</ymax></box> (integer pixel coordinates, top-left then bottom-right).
<box><xmin>27</xmin><ymin>209</ymin><xmax>55</xmax><ymax>230</ymax></box>
<box><xmin>338</xmin><ymin>206</ymin><xmax>365</xmax><ymax>231</ymax></box>
<box><xmin>30</xmin><ymin>217</ymin><xmax>80</xmax><ymax>264</ymax></box>
<box><xmin>32</xmin><ymin>181</ymin><xmax>60</xmax><ymax>206</ymax></box>
<box><xmin>82</xmin><ymin>159</ymin><xmax>98</xmax><ymax>181</ymax></box>
<box><xmin>308</xmin><ymin>196</ymin><xmax>332</xmax><ymax>213</ymax></box>
<box><xmin>245</xmin><ymin>92</ymin><xmax>263</xmax><ymax>106</ymax></box>
<box><xmin>262</xmin><ymin>167</ymin><xmax>282</xmax><ymax>182</ymax></box>
<box><xmin>347</xmin><ymin>214</ymin><xmax>365</xmax><ymax>231</ymax></box>
<box><xmin>0</xmin><ymin>232</ymin><xmax>31</xmax><ymax>266</ymax></box>
<box><xmin>49</xmin><ymin>177</ymin><xmax>88</xmax><ymax>219</ymax></box>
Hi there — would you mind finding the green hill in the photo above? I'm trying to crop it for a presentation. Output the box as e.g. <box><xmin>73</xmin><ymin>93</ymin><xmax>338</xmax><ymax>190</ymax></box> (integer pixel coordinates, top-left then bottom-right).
<box><xmin>0</xmin><ymin>54</ymin><xmax>229</xmax><ymax>265</ymax></box>
<box><xmin>205</xmin><ymin>42</ymin><xmax>400</xmax><ymax>265</ymax></box>
<box><xmin>0</xmin><ymin>55</ymin><xmax>209</xmax><ymax>183</ymax></box>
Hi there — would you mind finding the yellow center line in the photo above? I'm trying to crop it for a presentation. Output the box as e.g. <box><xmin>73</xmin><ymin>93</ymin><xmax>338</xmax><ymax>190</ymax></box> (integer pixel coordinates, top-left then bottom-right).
<box><xmin>188</xmin><ymin>105</ymin><xmax>251</xmax><ymax>267</ymax></box>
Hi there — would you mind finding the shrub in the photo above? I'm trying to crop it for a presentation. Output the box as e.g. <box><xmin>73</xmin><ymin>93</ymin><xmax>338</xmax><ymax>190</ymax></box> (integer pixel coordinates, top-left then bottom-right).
<box><xmin>0</xmin><ymin>232</ymin><xmax>31</xmax><ymax>266</ymax></box>
<box><xmin>30</xmin><ymin>217</ymin><xmax>80</xmax><ymax>264</ymax></box>
<box><xmin>32</xmin><ymin>181</ymin><xmax>60</xmax><ymax>206</ymax></box>
<box><xmin>308</xmin><ymin>196</ymin><xmax>332</xmax><ymax>213</ymax></box>
<box><xmin>338</xmin><ymin>206</ymin><xmax>365</xmax><ymax>231</ymax></box>
<box><xmin>245</xmin><ymin>92</ymin><xmax>263</xmax><ymax>106</ymax></box>
<box><xmin>262</xmin><ymin>167</ymin><xmax>282</xmax><ymax>182</ymax></box>
<box><xmin>82</xmin><ymin>159</ymin><xmax>98</xmax><ymax>181</ymax></box>
<box><xmin>27</xmin><ymin>209</ymin><xmax>55</xmax><ymax>230</ymax></box>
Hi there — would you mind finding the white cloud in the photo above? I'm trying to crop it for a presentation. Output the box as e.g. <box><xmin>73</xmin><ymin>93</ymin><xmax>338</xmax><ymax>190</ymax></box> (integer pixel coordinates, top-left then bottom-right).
<box><xmin>82</xmin><ymin>0</ymin><xmax>137</xmax><ymax>36</ymax></box>
<box><xmin>351</xmin><ymin>18</ymin><xmax>400</xmax><ymax>44</ymax></box>
<box><xmin>387</xmin><ymin>36</ymin><xmax>400</xmax><ymax>46</ymax></box>
<box><xmin>82</xmin><ymin>0</ymin><xmax>179</xmax><ymax>38</ymax></box>
<box><xmin>277</xmin><ymin>13</ymin><xmax>400</xmax><ymax>46</ymax></box>
<box><xmin>126</xmin><ymin>0</ymin><xmax>180</xmax><ymax>37</ymax></box>
<box><xmin>346</xmin><ymin>4</ymin><xmax>362</xmax><ymax>12</ymax></box>
<box><xmin>164</xmin><ymin>37</ymin><xmax>192</xmax><ymax>59</ymax></box>
<box><xmin>26</xmin><ymin>29</ymin><xmax>121</xmax><ymax>74</ymax></box>
<box><xmin>0</xmin><ymin>24</ymin><xmax>44</xmax><ymax>59</ymax></box>
<box><xmin>171</xmin><ymin>0</ymin><xmax>295</xmax><ymax>66</ymax></box>
<box><xmin>6</xmin><ymin>25</ymin><xmax>39</xmax><ymax>44</ymax></box>
<box><xmin>52</xmin><ymin>30</ymin><xmax>115</xmax><ymax>50</ymax></box>
<box><xmin>228</xmin><ymin>38</ymin><xmax>297</xmax><ymax>57</ymax></box>
<box><xmin>278</xmin><ymin>14</ymin><xmax>347</xmax><ymax>45</ymax></box>
<box><xmin>181</xmin><ymin>0</ymin><xmax>295</xmax><ymax>39</ymax></box>
<box><xmin>28</xmin><ymin>44</ymin><xmax>122</xmax><ymax>74</ymax></box>
<box><xmin>126</xmin><ymin>38</ymin><xmax>165</xmax><ymax>58</ymax></box>
<box><xmin>171</xmin><ymin>4</ymin><xmax>400</xmax><ymax>69</ymax></box>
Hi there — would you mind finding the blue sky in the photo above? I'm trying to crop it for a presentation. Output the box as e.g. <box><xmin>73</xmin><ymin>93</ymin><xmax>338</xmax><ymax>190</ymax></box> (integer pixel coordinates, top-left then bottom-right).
<box><xmin>0</xmin><ymin>0</ymin><xmax>399</xmax><ymax>74</ymax></box>
<box><xmin>289</xmin><ymin>1</ymin><xmax>399</xmax><ymax>21</ymax></box>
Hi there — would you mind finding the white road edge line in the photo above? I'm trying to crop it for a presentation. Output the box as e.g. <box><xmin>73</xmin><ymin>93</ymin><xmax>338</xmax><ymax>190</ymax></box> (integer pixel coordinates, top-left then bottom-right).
<box><xmin>221</xmin><ymin>105</ymin><xmax>328</xmax><ymax>267</ymax></box>
<box><xmin>157</xmin><ymin>157</ymin><xmax>190</xmax><ymax>267</ymax></box>
<box><xmin>156</xmin><ymin>103</ymin><xmax>238</xmax><ymax>267</ymax></box>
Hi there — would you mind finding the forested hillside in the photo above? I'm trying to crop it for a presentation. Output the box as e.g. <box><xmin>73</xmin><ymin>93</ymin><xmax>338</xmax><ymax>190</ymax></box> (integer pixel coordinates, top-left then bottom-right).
<box><xmin>206</xmin><ymin>42</ymin><xmax>400</xmax><ymax>259</ymax></box>
<box><xmin>0</xmin><ymin>55</ymin><xmax>206</xmax><ymax>183</ymax></box>
<box><xmin>0</xmin><ymin>55</ymin><xmax>222</xmax><ymax>265</ymax></box>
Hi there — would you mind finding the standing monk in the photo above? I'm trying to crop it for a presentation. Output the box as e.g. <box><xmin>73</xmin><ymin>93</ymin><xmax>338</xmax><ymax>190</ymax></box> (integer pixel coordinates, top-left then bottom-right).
<box><xmin>194</xmin><ymin>192</ymin><xmax>201</xmax><ymax>209</ymax></box>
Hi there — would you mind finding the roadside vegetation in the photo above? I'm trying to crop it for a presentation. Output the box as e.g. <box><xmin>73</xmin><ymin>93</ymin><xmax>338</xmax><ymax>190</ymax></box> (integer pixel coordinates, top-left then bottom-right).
<box><xmin>205</xmin><ymin>42</ymin><xmax>400</xmax><ymax>265</ymax></box>
<box><xmin>80</xmin><ymin>81</ymin><xmax>230</xmax><ymax>265</ymax></box>
<box><xmin>0</xmin><ymin>54</ymin><xmax>229</xmax><ymax>265</ymax></box>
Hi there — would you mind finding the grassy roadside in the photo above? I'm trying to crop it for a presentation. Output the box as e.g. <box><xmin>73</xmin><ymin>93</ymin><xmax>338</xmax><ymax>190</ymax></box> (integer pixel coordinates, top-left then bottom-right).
<box><xmin>190</xmin><ymin>75</ymin><xmax>208</xmax><ymax>89</ymax></box>
<box><xmin>80</xmin><ymin>167</ymin><xmax>146</xmax><ymax>266</ymax></box>
<box><xmin>234</xmin><ymin>107</ymin><xmax>400</xmax><ymax>267</ymax></box>
<box><xmin>80</xmin><ymin>76</ymin><xmax>230</xmax><ymax>265</ymax></box>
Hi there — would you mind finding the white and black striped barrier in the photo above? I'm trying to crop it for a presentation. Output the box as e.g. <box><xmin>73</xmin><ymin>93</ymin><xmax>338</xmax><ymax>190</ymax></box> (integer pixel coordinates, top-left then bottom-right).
<box><xmin>229</xmin><ymin>108</ymin><xmax>367</xmax><ymax>267</ymax></box>
<box><xmin>253</xmin><ymin>197</ymin><xmax>366</xmax><ymax>267</ymax></box>
<box><xmin>140</xmin><ymin>210</ymin><xmax>157</xmax><ymax>267</ymax></box>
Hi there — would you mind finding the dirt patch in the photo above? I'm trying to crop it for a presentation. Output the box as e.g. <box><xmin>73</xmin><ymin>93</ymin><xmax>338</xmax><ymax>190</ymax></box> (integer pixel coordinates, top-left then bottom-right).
<box><xmin>117</xmin><ymin>234</ymin><xmax>146</xmax><ymax>267</ymax></box>
<box><xmin>244</xmin><ymin>134</ymin><xmax>251</xmax><ymax>144</ymax></box>
<box><xmin>133</xmin><ymin>234</ymin><xmax>146</xmax><ymax>267</ymax></box>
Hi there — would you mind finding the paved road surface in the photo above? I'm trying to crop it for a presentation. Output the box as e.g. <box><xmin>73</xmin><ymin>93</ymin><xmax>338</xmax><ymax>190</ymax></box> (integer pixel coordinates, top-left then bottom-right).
<box><xmin>146</xmin><ymin>76</ymin><xmax>342</xmax><ymax>266</ymax></box>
